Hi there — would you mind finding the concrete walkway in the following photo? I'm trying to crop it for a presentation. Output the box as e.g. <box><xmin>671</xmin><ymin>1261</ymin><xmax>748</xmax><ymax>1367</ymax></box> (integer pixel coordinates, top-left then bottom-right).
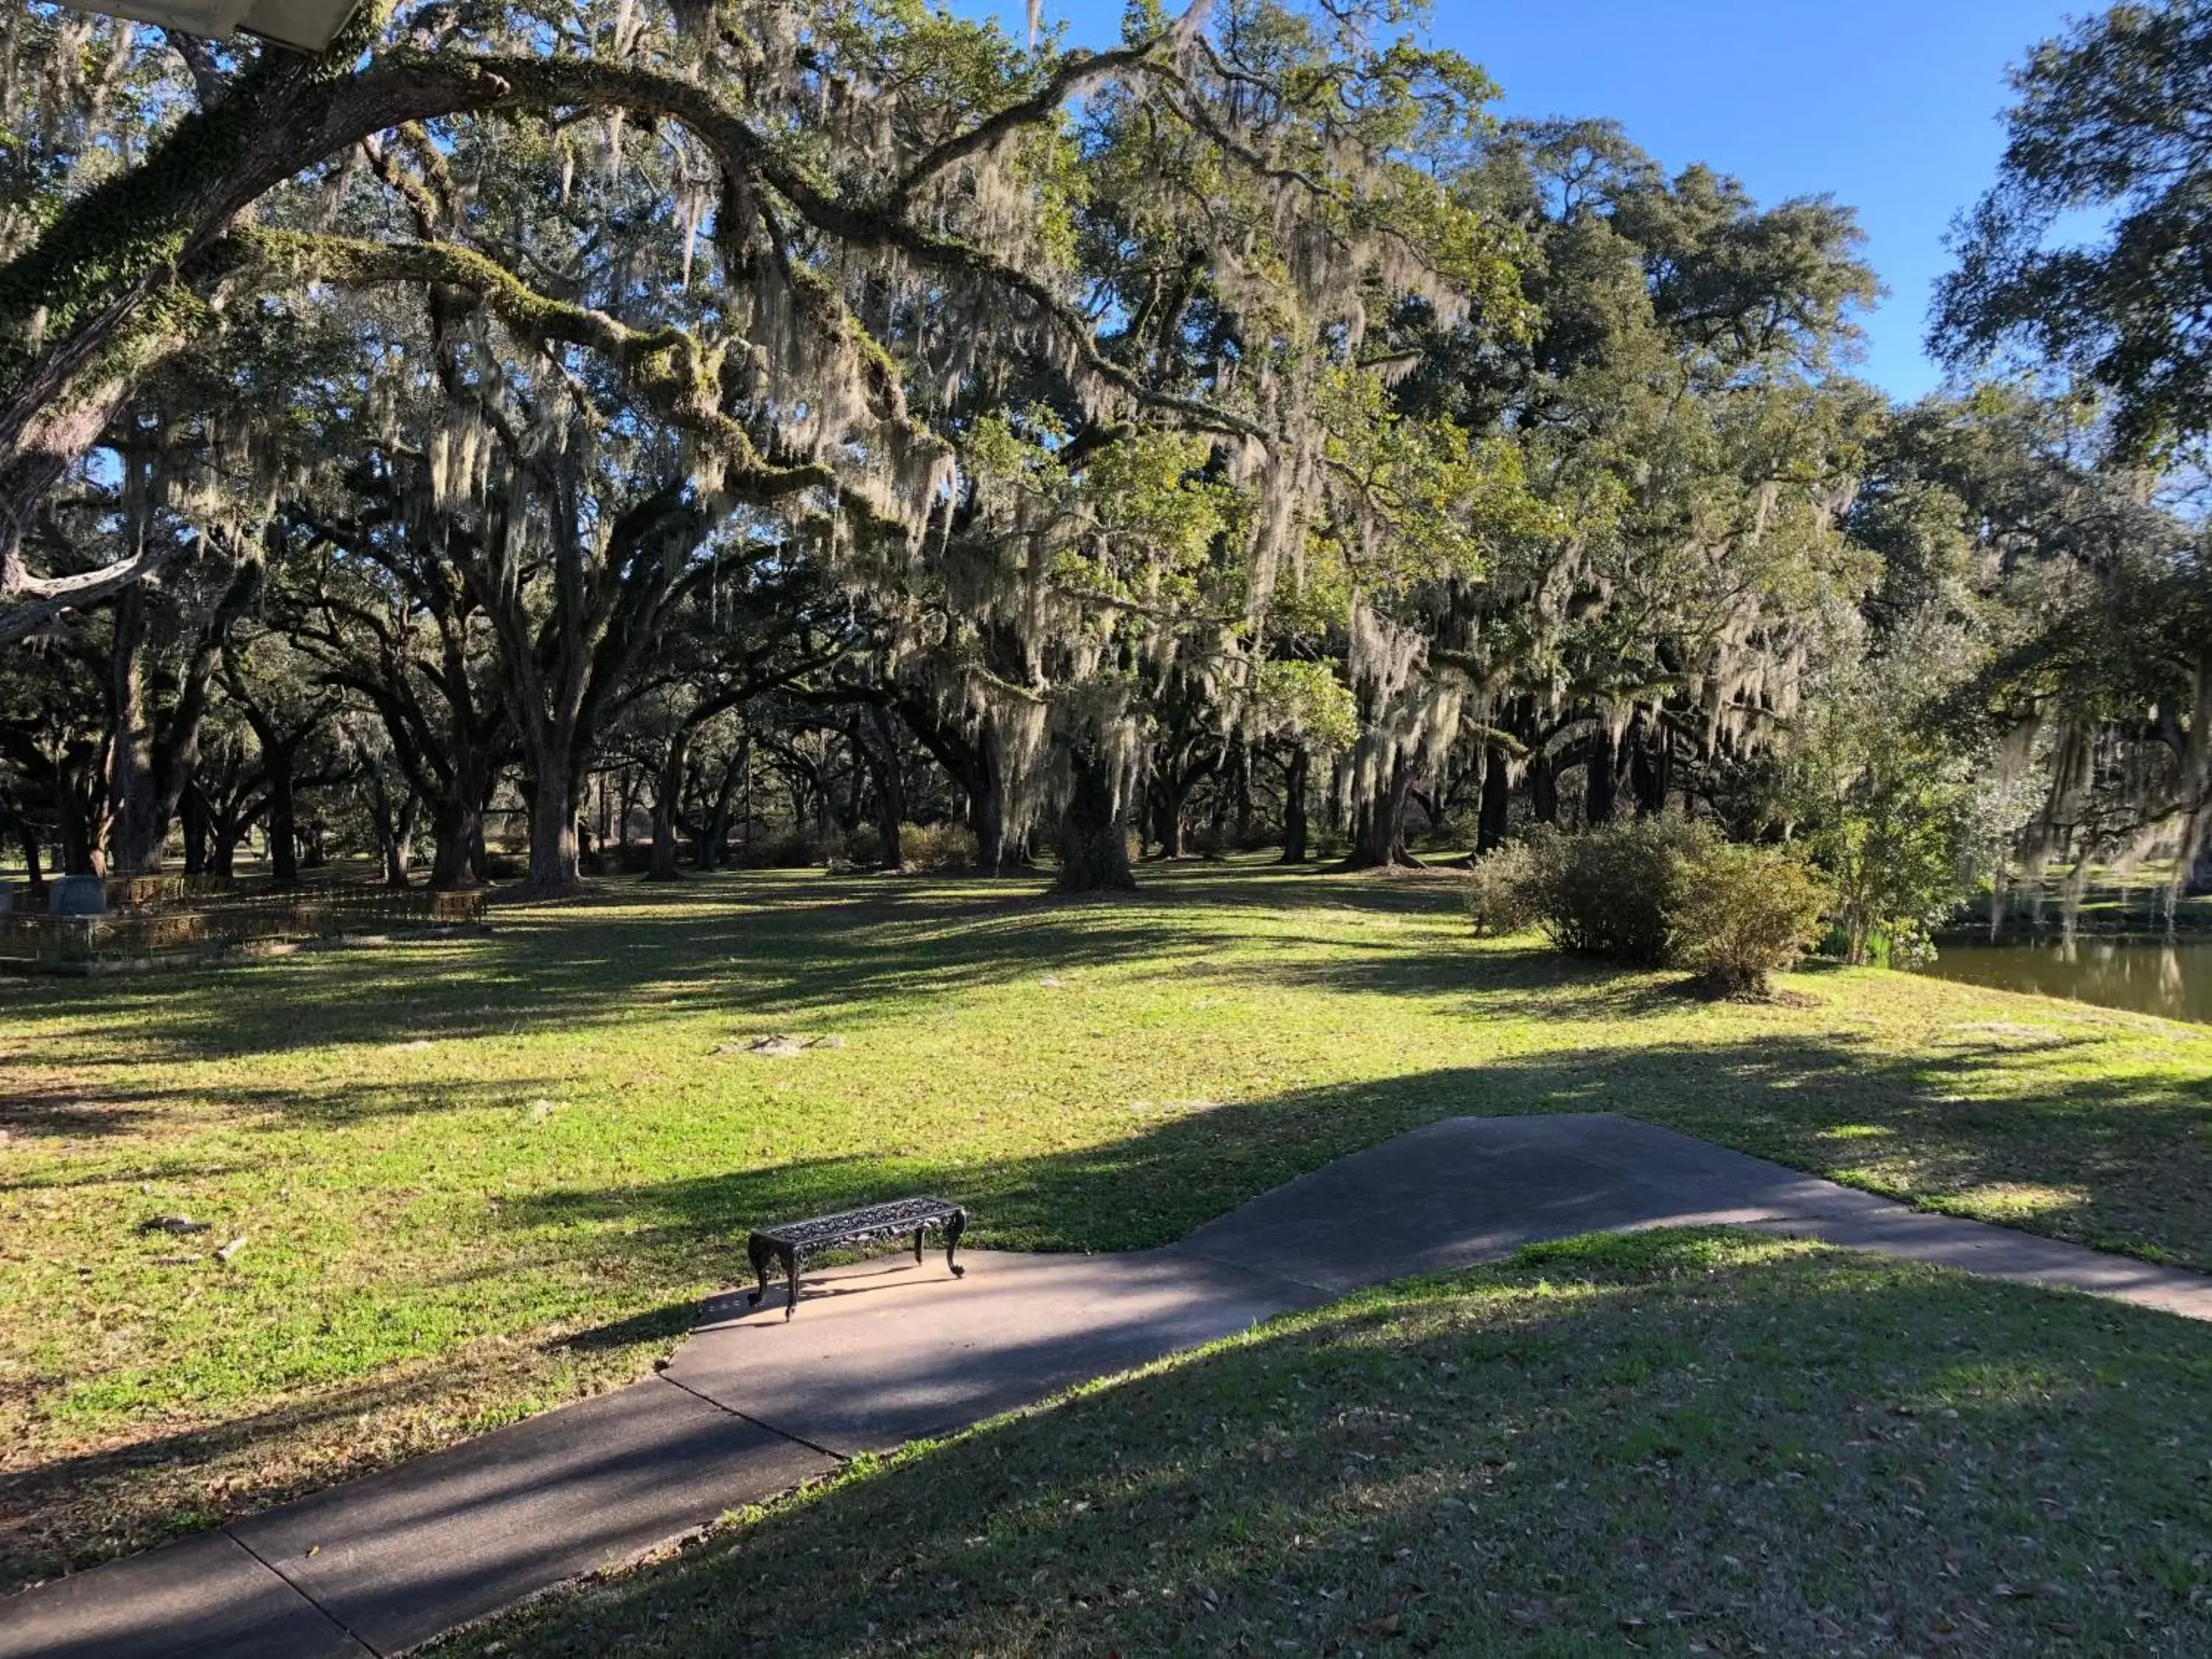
<box><xmin>11</xmin><ymin>1113</ymin><xmax>2212</xmax><ymax>1658</ymax></box>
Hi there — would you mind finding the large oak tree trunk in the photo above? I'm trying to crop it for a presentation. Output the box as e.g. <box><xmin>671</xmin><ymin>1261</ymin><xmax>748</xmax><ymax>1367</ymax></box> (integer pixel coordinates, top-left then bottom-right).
<box><xmin>181</xmin><ymin>785</ymin><xmax>209</xmax><ymax>875</ymax></box>
<box><xmin>1584</xmin><ymin>728</ymin><xmax>1618</xmax><ymax>826</ymax></box>
<box><xmin>616</xmin><ymin>767</ymin><xmax>640</xmax><ymax>853</ymax></box>
<box><xmin>526</xmin><ymin>759</ymin><xmax>580</xmax><ymax>889</ymax></box>
<box><xmin>1630</xmin><ymin>714</ymin><xmax>1672</xmax><ymax>818</ymax></box>
<box><xmin>871</xmin><ymin>747</ymin><xmax>905</xmax><ymax>872</ymax></box>
<box><xmin>647</xmin><ymin>726</ymin><xmax>692</xmax><ymax>882</ymax></box>
<box><xmin>209</xmin><ymin>827</ymin><xmax>240</xmax><ymax>880</ymax></box>
<box><xmin>58</xmin><ymin>745</ymin><xmax>105</xmax><ymax>877</ymax></box>
<box><xmin>203</xmin><ymin>780</ymin><xmax>253</xmax><ymax>883</ymax></box>
<box><xmin>970</xmin><ymin>781</ymin><xmax>1006</xmax><ymax>875</ymax></box>
<box><xmin>265</xmin><ymin>748</ymin><xmax>300</xmax><ymax>886</ymax></box>
<box><xmin>427</xmin><ymin>751</ymin><xmax>495</xmax><ymax>888</ymax></box>
<box><xmin>1279</xmin><ymin>747</ymin><xmax>1311</xmax><ymax>864</ymax></box>
<box><xmin>698</xmin><ymin>745</ymin><xmax>745</xmax><ymax>869</ymax></box>
<box><xmin>1151</xmin><ymin>784</ymin><xmax>1187</xmax><ymax>859</ymax></box>
<box><xmin>1056</xmin><ymin>734</ymin><xmax>1135</xmax><ymax>893</ymax></box>
<box><xmin>378</xmin><ymin>791</ymin><xmax>419</xmax><ymax>887</ymax></box>
<box><xmin>1529</xmin><ymin>749</ymin><xmax>1559</xmax><ymax>825</ymax></box>
<box><xmin>1343</xmin><ymin>750</ymin><xmax>1420</xmax><ymax>869</ymax></box>
<box><xmin>1477</xmin><ymin>743</ymin><xmax>1511</xmax><ymax>855</ymax></box>
<box><xmin>105</xmin><ymin>585</ymin><xmax>164</xmax><ymax>874</ymax></box>
<box><xmin>429</xmin><ymin>797</ymin><xmax>482</xmax><ymax>889</ymax></box>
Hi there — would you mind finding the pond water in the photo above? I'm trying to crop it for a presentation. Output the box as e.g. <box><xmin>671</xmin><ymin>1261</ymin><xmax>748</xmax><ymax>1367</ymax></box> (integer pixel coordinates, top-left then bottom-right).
<box><xmin>1917</xmin><ymin>934</ymin><xmax>2212</xmax><ymax>1026</ymax></box>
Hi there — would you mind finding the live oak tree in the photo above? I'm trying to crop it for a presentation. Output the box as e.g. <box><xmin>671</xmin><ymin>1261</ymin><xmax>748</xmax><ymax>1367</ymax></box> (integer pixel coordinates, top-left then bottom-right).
<box><xmin>1930</xmin><ymin>2</ymin><xmax>2212</xmax><ymax>900</ymax></box>
<box><xmin>0</xmin><ymin>0</ymin><xmax>1191</xmax><ymax>646</ymax></box>
<box><xmin>1935</xmin><ymin>0</ymin><xmax>2212</xmax><ymax>462</ymax></box>
<box><xmin>810</xmin><ymin>0</ymin><xmax>1529</xmax><ymax>888</ymax></box>
<box><xmin>6</xmin><ymin>0</ymin><xmax>2192</xmax><ymax>910</ymax></box>
<box><xmin>1380</xmin><ymin>120</ymin><xmax>1882</xmax><ymax>861</ymax></box>
<box><xmin>1887</xmin><ymin>387</ymin><xmax>2212</xmax><ymax>911</ymax></box>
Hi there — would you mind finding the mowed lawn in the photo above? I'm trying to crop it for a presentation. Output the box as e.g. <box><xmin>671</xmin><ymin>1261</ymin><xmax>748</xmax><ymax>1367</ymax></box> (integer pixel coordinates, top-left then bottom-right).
<box><xmin>439</xmin><ymin>1231</ymin><xmax>2212</xmax><ymax>1659</ymax></box>
<box><xmin>3</xmin><ymin>860</ymin><xmax>2210</xmax><ymax>1588</ymax></box>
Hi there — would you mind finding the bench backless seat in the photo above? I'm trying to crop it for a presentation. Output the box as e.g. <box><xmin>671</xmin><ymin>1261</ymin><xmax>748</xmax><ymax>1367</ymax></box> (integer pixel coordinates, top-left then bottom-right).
<box><xmin>745</xmin><ymin>1197</ymin><xmax>967</xmax><ymax>1319</ymax></box>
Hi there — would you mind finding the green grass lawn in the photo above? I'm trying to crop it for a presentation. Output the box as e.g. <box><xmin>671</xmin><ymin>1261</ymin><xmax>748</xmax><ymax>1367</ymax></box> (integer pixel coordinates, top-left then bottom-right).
<box><xmin>3</xmin><ymin>860</ymin><xmax>2210</xmax><ymax>1590</ymax></box>
<box><xmin>436</xmin><ymin>1231</ymin><xmax>2212</xmax><ymax>1658</ymax></box>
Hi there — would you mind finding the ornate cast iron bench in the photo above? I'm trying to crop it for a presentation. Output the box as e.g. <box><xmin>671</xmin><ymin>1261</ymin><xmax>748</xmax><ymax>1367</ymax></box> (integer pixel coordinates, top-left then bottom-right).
<box><xmin>746</xmin><ymin>1197</ymin><xmax>967</xmax><ymax>1319</ymax></box>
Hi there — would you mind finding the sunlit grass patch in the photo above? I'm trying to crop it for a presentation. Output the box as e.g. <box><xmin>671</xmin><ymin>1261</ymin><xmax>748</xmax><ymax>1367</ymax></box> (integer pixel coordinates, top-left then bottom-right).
<box><xmin>1939</xmin><ymin>1181</ymin><xmax>2090</xmax><ymax>1219</ymax></box>
<box><xmin>3</xmin><ymin>860</ymin><xmax>2210</xmax><ymax>1588</ymax></box>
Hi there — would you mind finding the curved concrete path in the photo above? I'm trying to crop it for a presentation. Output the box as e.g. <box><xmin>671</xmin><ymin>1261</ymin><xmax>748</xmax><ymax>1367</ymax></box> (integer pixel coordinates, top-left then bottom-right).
<box><xmin>11</xmin><ymin>1113</ymin><xmax>2212</xmax><ymax>1658</ymax></box>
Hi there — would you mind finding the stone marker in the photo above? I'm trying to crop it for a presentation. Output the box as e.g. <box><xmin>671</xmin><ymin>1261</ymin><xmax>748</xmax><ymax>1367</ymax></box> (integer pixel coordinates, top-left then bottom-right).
<box><xmin>47</xmin><ymin>874</ymin><xmax>107</xmax><ymax>915</ymax></box>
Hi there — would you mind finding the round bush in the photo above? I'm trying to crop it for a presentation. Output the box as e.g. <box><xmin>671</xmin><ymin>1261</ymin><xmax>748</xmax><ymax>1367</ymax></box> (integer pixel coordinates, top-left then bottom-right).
<box><xmin>1531</xmin><ymin>818</ymin><xmax>1714</xmax><ymax>964</ymax></box>
<box><xmin>1461</xmin><ymin>841</ymin><xmax>1545</xmax><ymax>936</ymax></box>
<box><xmin>1464</xmin><ymin>818</ymin><xmax>1831</xmax><ymax>998</ymax></box>
<box><xmin>1672</xmin><ymin>843</ymin><xmax>1831</xmax><ymax>998</ymax></box>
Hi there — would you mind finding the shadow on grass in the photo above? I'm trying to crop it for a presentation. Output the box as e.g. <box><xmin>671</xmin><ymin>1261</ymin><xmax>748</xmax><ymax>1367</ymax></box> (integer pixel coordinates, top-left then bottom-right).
<box><xmin>490</xmin><ymin>1014</ymin><xmax>2212</xmax><ymax>1307</ymax></box>
<box><xmin>433</xmin><ymin>1231</ymin><xmax>2212</xmax><ymax>1659</ymax></box>
<box><xmin>0</xmin><ymin>1070</ymin><xmax>577</xmax><ymax>1171</ymax></box>
<box><xmin>11</xmin><ymin>1026</ymin><xmax>2212</xmax><ymax>1596</ymax></box>
<box><xmin>0</xmin><ymin>860</ymin><xmax>1498</xmax><ymax>1075</ymax></box>
<box><xmin>0</xmin><ymin>1314</ymin><xmax>684</xmax><ymax>1593</ymax></box>
<box><xmin>0</xmin><ymin>1086</ymin><xmax>154</xmax><ymax>1141</ymax></box>
<box><xmin>1223</xmin><ymin>933</ymin><xmax>1710</xmax><ymax>1015</ymax></box>
<box><xmin>4</xmin><ymin>873</ymin><xmax>1273</xmax><ymax>1065</ymax></box>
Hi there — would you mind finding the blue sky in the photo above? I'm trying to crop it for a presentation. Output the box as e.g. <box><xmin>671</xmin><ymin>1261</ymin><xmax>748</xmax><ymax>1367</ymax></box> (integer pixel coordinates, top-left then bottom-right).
<box><xmin>999</xmin><ymin>0</ymin><xmax>2084</xmax><ymax>401</ymax></box>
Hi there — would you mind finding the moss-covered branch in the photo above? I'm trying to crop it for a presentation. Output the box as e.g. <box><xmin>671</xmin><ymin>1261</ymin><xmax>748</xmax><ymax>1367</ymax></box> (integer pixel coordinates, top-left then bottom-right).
<box><xmin>223</xmin><ymin>229</ymin><xmax>841</xmax><ymax>506</ymax></box>
<box><xmin>885</xmin><ymin>33</ymin><xmax>1176</xmax><ymax>209</ymax></box>
<box><xmin>0</xmin><ymin>29</ymin><xmax>1265</xmax><ymax>496</ymax></box>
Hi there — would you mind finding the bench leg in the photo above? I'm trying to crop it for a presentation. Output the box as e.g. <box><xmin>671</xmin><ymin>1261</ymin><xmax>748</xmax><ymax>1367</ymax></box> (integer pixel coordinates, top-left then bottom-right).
<box><xmin>746</xmin><ymin>1236</ymin><xmax>772</xmax><ymax>1309</ymax></box>
<box><xmin>782</xmin><ymin>1245</ymin><xmax>802</xmax><ymax>1320</ymax></box>
<box><xmin>945</xmin><ymin>1208</ymin><xmax>966</xmax><ymax>1279</ymax></box>
<box><xmin>914</xmin><ymin>1226</ymin><xmax>925</xmax><ymax>1265</ymax></box>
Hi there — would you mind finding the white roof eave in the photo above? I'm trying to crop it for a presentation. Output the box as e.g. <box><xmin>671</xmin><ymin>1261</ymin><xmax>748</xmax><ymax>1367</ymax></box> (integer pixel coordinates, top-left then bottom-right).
<box><xmin>74</xmin><ymin>0</ymin><xmax>361</xmax><ymax>54</ymax></box>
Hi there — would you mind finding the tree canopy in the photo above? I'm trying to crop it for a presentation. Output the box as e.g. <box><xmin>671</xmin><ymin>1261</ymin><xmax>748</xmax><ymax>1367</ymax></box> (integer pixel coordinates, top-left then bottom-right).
<box><xmin>0</xmin><ymin>0</ymin><xmax>2205</xmax><ymax>925</ymax></box>
<box><xmin>1935</xmin><ymin>0</ymin><xmax>2212</xmax><ymax>460</ymax></box>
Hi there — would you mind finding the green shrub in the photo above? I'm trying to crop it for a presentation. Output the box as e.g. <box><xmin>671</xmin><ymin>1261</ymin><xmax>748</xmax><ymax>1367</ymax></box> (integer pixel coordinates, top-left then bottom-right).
<box><xmin>1466</xmin><ymin>818</ymin><xmax>1830</xmax><ymax>997</ymax></box>
<box><xmin>1529</xmin><ymin>817</ymin><xmax>1714</xmax><ymax>964</ymax></box>
<box><xmin>1461</xmin><ymin>841</ymin><xmax>1545</xmax><ymax>936</ymax></box>
<box><xmin>1672</xmin><ymin>844</ymin><xmax>1831</xmax><ymax>998</ymax></box>
<box><xmin>900</xmin><ymin>822</ymin><xmax>977</xmax><ymax>874</ymax></box>
<box><xmin>739</xmin><ymin>831</ymin><xmax>826</xmax><ymax>869</ymax></box>
<box><xmin>834</xmin><ymin>824</ymin><xmax>976</xmax><ymax>872</ymax></box>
